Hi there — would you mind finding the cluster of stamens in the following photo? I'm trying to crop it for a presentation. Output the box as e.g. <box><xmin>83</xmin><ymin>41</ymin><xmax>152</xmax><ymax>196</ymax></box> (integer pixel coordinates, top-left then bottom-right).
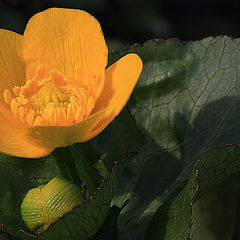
<box><xmin>3</xmin><ymin>65</ymin><xmax>97</xmax><ymax>126</ymax></box>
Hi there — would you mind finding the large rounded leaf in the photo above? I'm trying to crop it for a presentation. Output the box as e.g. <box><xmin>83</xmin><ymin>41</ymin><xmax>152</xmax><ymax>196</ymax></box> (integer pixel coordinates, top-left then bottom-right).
<box><xmin>108</xmin><ymin>37</ymin><xmax>240</xmax><ymax>239</ymax></box>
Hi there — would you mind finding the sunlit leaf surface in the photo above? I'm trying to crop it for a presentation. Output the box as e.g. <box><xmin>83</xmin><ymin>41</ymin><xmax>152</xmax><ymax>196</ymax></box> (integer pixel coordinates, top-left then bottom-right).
<box><xmin>109</xmin><ymin>37</ymin><xmax>240</xmax><ymax>239</ymax></box>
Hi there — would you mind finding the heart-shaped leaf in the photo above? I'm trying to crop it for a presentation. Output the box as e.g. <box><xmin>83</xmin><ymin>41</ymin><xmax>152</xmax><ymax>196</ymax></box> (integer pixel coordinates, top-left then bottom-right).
<box><xmin>108</xmin><ymin>37</ymin><xmax>240</xmax><ymax>239</ymax></box>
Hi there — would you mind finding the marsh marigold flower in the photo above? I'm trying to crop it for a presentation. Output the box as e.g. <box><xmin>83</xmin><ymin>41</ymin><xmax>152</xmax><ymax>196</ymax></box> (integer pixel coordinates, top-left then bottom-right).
<box><xmin>0</xmin><ymin>8</ymin><xmax>142</xmax><ymax>158</ymax></box>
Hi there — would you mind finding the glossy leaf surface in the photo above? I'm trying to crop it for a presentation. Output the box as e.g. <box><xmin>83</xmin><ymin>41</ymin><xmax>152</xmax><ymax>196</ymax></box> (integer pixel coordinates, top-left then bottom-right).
<box><xmin>108</xmin><ymin>37</ymin><xmax>240</xmax><ymax>239</ymax></box>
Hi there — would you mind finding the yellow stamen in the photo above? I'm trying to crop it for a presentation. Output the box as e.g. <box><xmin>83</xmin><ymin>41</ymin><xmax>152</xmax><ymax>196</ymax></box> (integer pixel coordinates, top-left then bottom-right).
<box><xmin>49</xmin><ymin>70</ymin><xmax>67</xmax><ymax>87</ymax></box>
<box><xmin>79</xmin><ymin>88</ymin><xmax>87</xmax><ymax>103</ymax></box>
<box><xmin>3</xmin><ymin>65</ymin><xmax>97</xmax><ymax>126</ymax></box>
<box><xmin>21</xmin><ymin>99</ymin><xmax>29</xmax><ymax>106</ymax></box>
<box><xmin>51</xmin><ymin>93</ymin><xmax>60</xmax><ymax>106</ymax></box>
<box><xmin>10</xmin><ymin>99</ymin><xmax>18</xmax><ymax>117</ymax></box>
<box><xmin>13</xmin><ymin>86</ymin><xmax>21</xmax><ymax>96</ymax></box>
<box><xmin>81</xmin><ymin>104</ymin><xmax>87</xmax><ymax>119</ymax></box>
<box><xmin>35</xmin><ymin>64</ymin><xmax>45</xmax><ymax>81</ymax></box>
<box><xmin>34</xmin><ymin>116</ymin><xmax>42</xmax><ymax>126</ymax></box>
<box><xmin>26</xmin><ymin>110</ymin><xmax>35</xmax><ymax>126</ymax></box>
<box><xmin>44</xmin><ymin>102</ymin><xmax>54</xmax><ymax>120</ymax></box>
<box><xmin>75</xmin><ymin>106</ymin><xmax>83</xmax><ymax>122</ymax></box>
<box><xmin>67</xmin><ymin>103</ymin><xmax>75</xmax><ymax>124</ymax></box>
<box><xmin>49</xmin><ymin>108</ymin><xmax>57</xmax><ymax>125</ymax></box>
<box><xmin>18</xmin><ymin>106</ymin><xmax>25</xmax><ymax>123</ymax></box>
<box><xmin>3</xmin><ymin>89</ymin><xmax>12</xmax><ymax>105</ymax></box>
<box><xmin>76</xmin><ymin>69</ymin><xmax>83</xmax><ymax>87</ymax></box>
<box><xmin>69</xmin><ymin>96</ymin><xmax>79</xmax><ymax>108</ymax></box>
<box><xmin>86</xmin><ymin>97</ymin><xmax>95</xmax><ymax>118</ymax></box>
<box><xmin>58</xmin><ymin>108</ymin><xmax>68</xmax><ymax>125</ymax></box>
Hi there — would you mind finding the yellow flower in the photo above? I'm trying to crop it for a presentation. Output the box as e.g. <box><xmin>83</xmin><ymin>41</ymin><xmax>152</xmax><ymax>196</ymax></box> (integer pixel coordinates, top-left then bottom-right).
<box><xmin>0</xmin><ymin>8</ymin><xmax>142</xmax><ymax>158</ymax></box>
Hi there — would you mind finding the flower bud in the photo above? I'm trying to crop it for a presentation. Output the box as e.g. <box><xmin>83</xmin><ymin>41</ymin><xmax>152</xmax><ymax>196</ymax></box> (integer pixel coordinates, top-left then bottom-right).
<box><xmin>21</xmin><ymin>176</ymin><xmax>84</xmax><ymax>233</ymax></box>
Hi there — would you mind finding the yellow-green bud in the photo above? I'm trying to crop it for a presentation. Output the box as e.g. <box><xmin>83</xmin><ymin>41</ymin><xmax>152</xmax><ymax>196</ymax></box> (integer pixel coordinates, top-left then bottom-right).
<box><xmin>21</xmin><ymin>176</ymin><xmax>84</xmax><ymax>233</ymax></box>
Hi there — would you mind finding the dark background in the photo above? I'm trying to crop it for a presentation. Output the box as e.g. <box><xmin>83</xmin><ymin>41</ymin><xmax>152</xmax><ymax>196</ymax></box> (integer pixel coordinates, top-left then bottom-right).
<box><xmin>1</xmin><ymin>1</ymin><xmax>240</xmax><ymax>239</ymax></box>
<box><xmin>0</xmin><ymin>0</ymin><xmax>240</xmax><ymax>51</ymax></box>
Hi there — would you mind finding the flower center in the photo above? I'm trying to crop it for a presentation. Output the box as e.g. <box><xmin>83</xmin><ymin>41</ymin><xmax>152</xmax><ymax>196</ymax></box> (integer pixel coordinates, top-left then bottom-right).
<box><xmin>3</xmin><ymin>65</ymin><xmax>96</xmax><ymax>126</ymax></box>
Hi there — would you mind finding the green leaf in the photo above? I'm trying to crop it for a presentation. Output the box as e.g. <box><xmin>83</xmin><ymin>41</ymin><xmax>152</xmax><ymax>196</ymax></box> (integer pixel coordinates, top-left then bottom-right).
<box><xmin>192</xmin><ymin>173</ymin><xmax>240</xmax><ymax>240</ymax></box>
<box><xmin>146</xmin><ymin>144</ymin><xmax>240</xmax><ymax>239</ymax></box>
<box><xmin>108</xmin><ymin>37</ymin><xmax>240</xmax><ymax>239</ymax></box>
<box><xmin>0</xmin><ymin>154</ymin><xmax>59</xmax><ymax>185</ymax></box>
<box><xmin>94</xmin><ymin>156</ymin><xmax>108</xmax><ymax>179</ymax></box>
<box><xmin>90</xmin><ymin>200</ymin><xmax>129</xmax><ymax>240</ymax></box>
<box><xmin>0</xmin><ymin>233</ymin><xmax>8</xmax><ymax>240</ymax></box>
<box><xmin>0</xmin><ymin>163</ymin><xmax>38</xmax><ymax>240</ymax></box>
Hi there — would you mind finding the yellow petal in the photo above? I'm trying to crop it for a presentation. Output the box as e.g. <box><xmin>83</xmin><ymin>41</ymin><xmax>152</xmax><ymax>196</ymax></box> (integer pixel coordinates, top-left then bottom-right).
<box><xmin>25</xmin><ymin>110</ymin><xmax>105</xmax><ymax>149</ymax></box>
<box><xmin>0</xmin><ymin>29</ymin><xmax>25</xmax><ymax>106</ymax></box>
<box><xmin>0</xmin><ymin>104</ymin><xmax>53</xmax><ymax>158</ymax></box>
<box><xmin>22</xmin><ymin>8</ymin><xmax>107</xmax><ymax>98</ymax></box>
<box><xmin>82</xmin><ymin>53</ymin><xmax>143</xmax><ymax>141</ymax></box>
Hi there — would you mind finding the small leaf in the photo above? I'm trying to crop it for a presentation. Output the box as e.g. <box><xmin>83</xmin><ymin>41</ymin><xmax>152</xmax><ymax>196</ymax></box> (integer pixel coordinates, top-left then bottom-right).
<box><xmin>94</xmin><ymin>155</ymin><xmax>108</xmax><ymax>179</ymax></box>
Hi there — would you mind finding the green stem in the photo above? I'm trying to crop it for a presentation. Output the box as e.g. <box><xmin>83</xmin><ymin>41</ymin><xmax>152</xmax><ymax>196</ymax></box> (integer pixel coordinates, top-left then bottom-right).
<box><xmin>53</xmin><ymin>146</ymin><xmax>99</xmax><ymax>196</ymax></box>
<box><xmin>53</xmin><ymin>147</ymin><xmax>82</xmax><ymax>187</ymax></box>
